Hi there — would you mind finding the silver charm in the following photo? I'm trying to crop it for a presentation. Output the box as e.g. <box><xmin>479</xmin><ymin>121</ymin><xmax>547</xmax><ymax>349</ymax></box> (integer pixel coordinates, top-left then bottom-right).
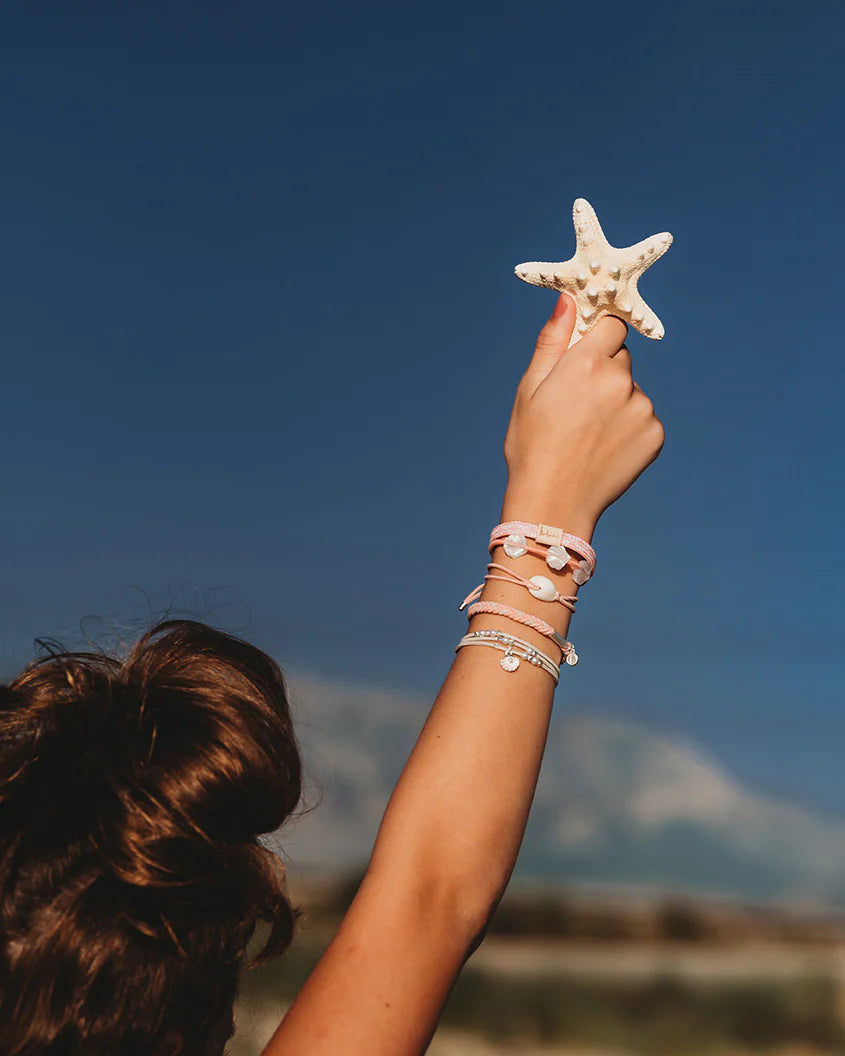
<box><xmin>500</xmin><ymin>654</ymin><xmax>520</xmax><ymax>672</ymax></box>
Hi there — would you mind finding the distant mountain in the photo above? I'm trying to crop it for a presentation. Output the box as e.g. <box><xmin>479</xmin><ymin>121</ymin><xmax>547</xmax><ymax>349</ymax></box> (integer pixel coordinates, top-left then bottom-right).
<box><xmin>271</xmin><ymin>673</ymin><xmax>845</xmax><ymax>906</ymax></box>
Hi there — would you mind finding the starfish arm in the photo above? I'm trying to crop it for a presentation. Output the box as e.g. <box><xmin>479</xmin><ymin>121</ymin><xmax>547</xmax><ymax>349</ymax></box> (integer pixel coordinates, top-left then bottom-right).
<box><xmin>572</xmin><ymin>198</ymin><xmax>610</xmax><ymax>254</ymax></box>
<box><xmin>627</xmin><ymin>287</ymin><xmax>665</xmax><ymax>339</ymax></box>
<box><xmin>514</xmin><ymin>258</ymin><xmax>579</xmax><ymax>292</ymax></box>
<box><xmin>627</xmin><ymin>231</ymin><xmax>674</xmax><ymax>273</ymax></box>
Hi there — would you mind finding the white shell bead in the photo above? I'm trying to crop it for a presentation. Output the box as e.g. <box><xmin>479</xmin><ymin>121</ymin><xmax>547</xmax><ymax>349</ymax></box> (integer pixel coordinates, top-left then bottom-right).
<box><xmin>546</xmin><ymin>545</ymin><xmax>570</xmax><ymax>571</ymax></box>
<box><xmin>528</xmin><ymin>575</ymin><xmax>557</xmax><ymax>601</ymax></box>
<box><xmin>572</xmin><ymin>562</ymin><xmax>591</xmax><ymax>586</ymax></box>
<box><xmin>503</xmin><ymin>533</ymin><xmax>528</xmax><ymax>559</ymax></box>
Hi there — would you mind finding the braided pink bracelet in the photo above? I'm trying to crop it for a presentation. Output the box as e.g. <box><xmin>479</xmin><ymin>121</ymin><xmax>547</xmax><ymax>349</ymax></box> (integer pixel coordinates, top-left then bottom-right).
<box><xmin>490</xmin><ymin>521</ymin><xmax>596</xmax><ymax>583</ymax></box>
<box><xmin>459</xmin><ymin>563</ymin><xmax>578</xmax><ymax>614</ymax></box>
<box><xmin>465</xmin><ymin>600</ymin><xmax>578</xmax><ymax>665</ymax></box>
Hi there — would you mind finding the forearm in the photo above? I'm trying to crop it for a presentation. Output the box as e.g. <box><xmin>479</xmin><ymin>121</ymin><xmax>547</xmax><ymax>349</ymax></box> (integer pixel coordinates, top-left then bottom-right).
<box><xmin>364</xmin><ymin>496</ymin><xmax>594</xmax><ymax>934</ymax></box>
<box><xmin>273</xmin><ymin>305</ymin><xmax>663</xmax><ymax>1055</ymax></box>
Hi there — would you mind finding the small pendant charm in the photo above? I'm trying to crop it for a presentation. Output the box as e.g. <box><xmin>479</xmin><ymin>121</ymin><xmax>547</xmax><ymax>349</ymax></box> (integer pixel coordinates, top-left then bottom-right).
<box><xmin>546</xmin><ymin>545</ymin><xmax>570</xmax><ymax>571</ymax></box>
<box><xmin>503</xmin><ymin>533</ymin><xmax>528</xmax><ymax>559</ymax></box>
<box><xmin>500</xmin><ymin>654</ymin><xmax>520</xmax><ymax>672</ymax></box>
<box><xmin>565</xmin><ymin>649</ymin><xmax>579</xmax><ymax>666</ymax></box>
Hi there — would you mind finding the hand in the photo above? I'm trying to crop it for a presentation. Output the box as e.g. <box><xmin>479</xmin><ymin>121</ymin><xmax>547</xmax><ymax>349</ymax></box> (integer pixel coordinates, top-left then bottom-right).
<box><xmin>502</xmin><ymin>294</ymin><xmax>665</xmax><ymax>539</ymax></box>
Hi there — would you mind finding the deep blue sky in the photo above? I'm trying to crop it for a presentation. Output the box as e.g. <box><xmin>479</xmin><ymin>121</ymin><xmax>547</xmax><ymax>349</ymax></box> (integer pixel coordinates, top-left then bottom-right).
<box><xmin>0</xmin><ymin>2</ymin><xmax>843</xmax><ymax>814</ymax></box>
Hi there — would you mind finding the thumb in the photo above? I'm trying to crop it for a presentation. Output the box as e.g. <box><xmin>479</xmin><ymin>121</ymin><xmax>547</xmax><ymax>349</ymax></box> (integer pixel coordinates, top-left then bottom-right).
<box><xmin>523</xmin><ymin>294</ymin><xmax>576</xmax><ymax>391</ymax></box>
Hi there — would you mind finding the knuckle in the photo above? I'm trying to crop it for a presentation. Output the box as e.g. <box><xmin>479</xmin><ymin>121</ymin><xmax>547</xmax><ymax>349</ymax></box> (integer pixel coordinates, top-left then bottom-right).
<box><xmin>532</xmin><ymin>333</ymin><xmax>560</xmax><ymax>360</ymax></box>
<box><xmin>580</xmin><ymin>354</ymin><xmax>602</xmax><ymax>377</ymax></box>
<box><xmin>647</xmin><ymin>417</ymin><xmax>666</xmax><ymax>454</ymax></box>
<box><xmin>634</xmin><ymin>390</ymin><xmax>654</xmax><ymax>416</ymax></box>
<box><xmin>604</xmin><ymin>365</ymin><xmax>633</xmax><ymax>395</ymax></box>
<box><xmin>592</xmin><ymin>315</ymin><xmax>628</xmax><ymax>349</ymax></box>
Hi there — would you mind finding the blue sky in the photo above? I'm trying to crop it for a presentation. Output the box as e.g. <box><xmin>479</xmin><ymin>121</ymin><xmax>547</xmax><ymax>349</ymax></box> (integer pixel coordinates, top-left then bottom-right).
<box><xmin>0</xmin><ymin>2</ymin><xmax>843</xmax><ymax>814</ymax></box>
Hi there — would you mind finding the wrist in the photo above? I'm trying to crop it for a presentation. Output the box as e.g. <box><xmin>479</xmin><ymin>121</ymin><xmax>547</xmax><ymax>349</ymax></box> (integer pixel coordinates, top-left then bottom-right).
<box><xmin>500</xmin><ymin>489</ymin><xmax>598</xmax><ymax>544</ymax></box>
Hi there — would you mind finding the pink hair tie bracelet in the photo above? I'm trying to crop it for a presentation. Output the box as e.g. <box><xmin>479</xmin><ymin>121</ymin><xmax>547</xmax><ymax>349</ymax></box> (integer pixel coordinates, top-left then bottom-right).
<box><xmin>489</xmin><ymin>521</ymin><xmax>596</xmax><ymax>585</ymax></box>
<box><xmin>458</xmin><ymin>563</ymin><xmax>579</xmax><ymax>614</ymax></box>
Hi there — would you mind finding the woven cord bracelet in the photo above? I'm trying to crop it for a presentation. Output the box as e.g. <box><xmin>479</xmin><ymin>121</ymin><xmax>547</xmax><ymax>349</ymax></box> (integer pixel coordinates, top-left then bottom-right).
<box><xmin>464</xmin><ymin>601</ymin><xmax>579</xmax><ymax>666</ymax></box>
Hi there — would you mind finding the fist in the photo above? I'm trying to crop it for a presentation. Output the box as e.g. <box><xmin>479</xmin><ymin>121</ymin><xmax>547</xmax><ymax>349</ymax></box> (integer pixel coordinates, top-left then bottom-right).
<box><xmin>502</xmin><ymin>294</ymin><xmax>665</xmax><ymax>538</ymax></box>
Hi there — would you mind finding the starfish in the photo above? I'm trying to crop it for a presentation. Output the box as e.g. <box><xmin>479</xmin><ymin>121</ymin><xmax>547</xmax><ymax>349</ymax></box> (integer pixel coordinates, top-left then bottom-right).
<box><xmin>514</xmin><ymin>198</ymin><xmax>673</xmax><ymax>347</ymax></box>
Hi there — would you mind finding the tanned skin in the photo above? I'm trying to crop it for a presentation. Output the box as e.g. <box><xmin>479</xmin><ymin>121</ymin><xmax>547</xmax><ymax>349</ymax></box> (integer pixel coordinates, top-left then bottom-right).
<box><xmin>264</xmin><ymin>295</ymin><xmax>664</xmax><ymax>1055</ymax></box>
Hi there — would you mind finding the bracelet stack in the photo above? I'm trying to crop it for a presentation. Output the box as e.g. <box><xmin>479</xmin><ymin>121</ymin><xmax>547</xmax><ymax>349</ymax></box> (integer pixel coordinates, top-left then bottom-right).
<box><xmin>454</xmin><ymin>519</ymin><xmax>595</xmax><ymax>685</ymax></box>
<box><xmin>489</xmin><ymin>521</ymin><xmax>596</xmax><ymax>584</ymax></box>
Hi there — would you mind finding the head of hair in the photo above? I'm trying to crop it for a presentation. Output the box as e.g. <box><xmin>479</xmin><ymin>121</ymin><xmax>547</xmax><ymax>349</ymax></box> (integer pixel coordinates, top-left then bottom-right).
<box><xmin>0</xmin><ymin>619</ymin><xmax>303</xmax><ymax>1056</ymax></box>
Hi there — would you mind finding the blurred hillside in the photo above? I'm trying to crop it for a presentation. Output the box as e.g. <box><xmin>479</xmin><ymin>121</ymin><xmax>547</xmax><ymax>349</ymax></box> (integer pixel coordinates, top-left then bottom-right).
<box><xmin>231</xmin><ymin>672</ymin><xmax>845</xmax><ymax>1056</ymax></box>
<box><xmin>276</xmin><ymin>673</ymin><xmax>845</xmax><ymax>906</ymax></box>
<box><xmin>229</xmin><ymin>880</ymin><xmax>845</xmax><ymax>1056</ymax></box>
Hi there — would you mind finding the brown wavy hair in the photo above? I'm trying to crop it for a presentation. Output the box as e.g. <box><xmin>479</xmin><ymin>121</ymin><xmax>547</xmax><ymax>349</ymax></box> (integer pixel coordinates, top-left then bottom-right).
<box><xmin>0</xmin><ymin>619</ymin><xmax>303</xmax><ymax>1055</ymax></box>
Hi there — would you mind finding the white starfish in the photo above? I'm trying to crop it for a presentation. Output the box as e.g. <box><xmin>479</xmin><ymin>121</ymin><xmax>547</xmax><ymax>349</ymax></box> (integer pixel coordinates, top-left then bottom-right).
<box><xmin>515</xmin><ymin>198</ymin><xmax>673</xmax><ymax>347</ymax></box>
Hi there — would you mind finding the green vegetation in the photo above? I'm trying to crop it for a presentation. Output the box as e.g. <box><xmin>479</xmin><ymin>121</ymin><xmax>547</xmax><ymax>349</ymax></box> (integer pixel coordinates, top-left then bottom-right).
<box><xmin>440</xmin><ymin>971</ymin><xmax>843</xmax><ymax>1054</ymax></box>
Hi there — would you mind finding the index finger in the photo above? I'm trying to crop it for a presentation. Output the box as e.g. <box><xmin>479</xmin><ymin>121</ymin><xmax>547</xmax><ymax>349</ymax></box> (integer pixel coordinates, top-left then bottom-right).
<box><xmin>570</xmin><ymin>314</ymin><xmax>628</xmax><ymax>357</ymax></box>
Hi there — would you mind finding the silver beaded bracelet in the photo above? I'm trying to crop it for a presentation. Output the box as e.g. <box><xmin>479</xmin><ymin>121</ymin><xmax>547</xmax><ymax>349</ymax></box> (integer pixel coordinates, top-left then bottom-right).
<box><xmin>455</xmin><ymin>629</ymin><xmax>561</xmax><ymax>685</ymax></box>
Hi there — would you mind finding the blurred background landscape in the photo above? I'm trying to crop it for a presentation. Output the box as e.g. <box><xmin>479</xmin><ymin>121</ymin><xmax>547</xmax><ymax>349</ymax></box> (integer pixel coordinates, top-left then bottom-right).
<box><xmin>228</xmin><ymin>674</ymin><xmax>845</xmax><ymax>1055</ymax></box>
<box><xmin>1</xmin><ymin>1</ymin><xmax>844</xmax><ymax>1054</ymax></box>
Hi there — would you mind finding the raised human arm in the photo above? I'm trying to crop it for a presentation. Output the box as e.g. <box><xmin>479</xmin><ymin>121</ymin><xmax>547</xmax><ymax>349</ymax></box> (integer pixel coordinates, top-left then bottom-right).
<box><xmin>264</xmin><ymin>294</ymin><xmax>665</xmax><ymax>1054</ymax></box>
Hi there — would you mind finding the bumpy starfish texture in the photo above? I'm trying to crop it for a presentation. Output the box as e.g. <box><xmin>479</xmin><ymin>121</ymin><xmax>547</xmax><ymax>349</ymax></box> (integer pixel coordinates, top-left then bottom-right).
<box><xmin>515</xmin><ymin>199</ymin><xmax>673</xmax><ymax>347</ymax></box>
